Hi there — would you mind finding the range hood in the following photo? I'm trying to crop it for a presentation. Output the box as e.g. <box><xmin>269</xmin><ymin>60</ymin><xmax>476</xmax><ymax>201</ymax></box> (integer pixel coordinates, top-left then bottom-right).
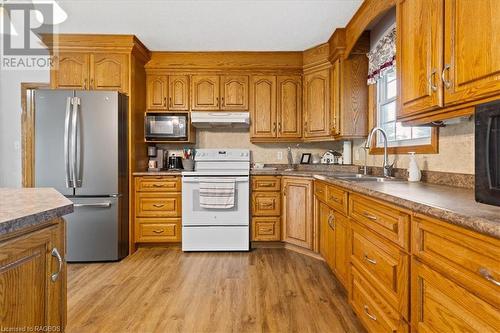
<box><xmin>191</xmin><ymin>112</ymin><xmax>250</xmax><ymax>128</ymax></box>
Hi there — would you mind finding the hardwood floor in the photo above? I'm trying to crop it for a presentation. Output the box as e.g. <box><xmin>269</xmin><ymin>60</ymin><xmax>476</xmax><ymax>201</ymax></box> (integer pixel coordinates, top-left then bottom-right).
<box><xmin>67</xmin><ymin>247</ymin><xmax>365</xmax><ymax>333</ymax></box>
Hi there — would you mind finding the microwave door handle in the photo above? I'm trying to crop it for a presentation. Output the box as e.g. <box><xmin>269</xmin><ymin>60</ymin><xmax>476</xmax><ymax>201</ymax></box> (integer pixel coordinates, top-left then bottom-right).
<box><xmin>64</xmin><ymin>97</ymin><xmax>73</xmax><ymax>188</ymax></box>
<box><xmin>486</xmin><ymin>116</ymin><xmax>493</xmax><ymax>188</ymax></box>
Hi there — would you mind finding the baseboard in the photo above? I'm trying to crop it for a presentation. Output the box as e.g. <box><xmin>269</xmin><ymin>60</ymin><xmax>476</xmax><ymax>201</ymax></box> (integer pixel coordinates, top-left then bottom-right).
<box><xmin>251</xmin><ymin>241</ymin><xmax>324</xmax><ymax>261</ymax></box>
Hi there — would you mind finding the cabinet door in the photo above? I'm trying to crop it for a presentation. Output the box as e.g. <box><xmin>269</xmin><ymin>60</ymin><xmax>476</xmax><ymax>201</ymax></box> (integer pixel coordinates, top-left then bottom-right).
<box><xmin>333</xmin><ymin>212</ymin><xmax>349</xmax><ymax>287</ymax></box>
<box><xmin>221</xmin><ymin>75</ymin><xmax>249</xmax><ymax>110</ymax></box>
<box><xmin>0</xmin><ymin>221</ymin><xmax>66</xmax><ymax>330</ymax></box>
<box><xmin>443</xmin><ymin>0</ymin><xmax>500</xmax><ymax>105</ymax></box>
<box><xmin>146</xmin><ymin>75</ymin><xmax>168</xmax><ymax>110</ymax></box>
<box><xmin>318</xmin><ymin>201</ymin><xmax>335</xmax><ymax>270</ymax></box>
<box><xmin>277</xmin><ymin>75</ymin><xmax>302</xmax><ymax>138</ymax></box>
<box><xmin>397</xmin><ymin>0</ymin><xmax>443</xmax><ymax>118</ymax></box>
<box><xmin>52</xmin><ymin>52</ymin><xmax>89</xmax><ymax>89</ymax></box>
<box><xmin>411</xmin><ymin>259</ymin><xmax>499</xmax><ymax>332</ymax></box>
<box><xmin>90</xmin><ymin>53</ymin><xmax>128</xmax><ymax>93</ymax></box>
<box><xmin>282</xmin><ymin>177</ymin><xmax>313</xmax><ymax>249</ymax></box>
<box><xmin>168</xmin><ymin>75</ymin><xmax>189</xmax><ymax>111</ymax></box>
<box><xmin>304</xmin><ymin>69</ymin><xmax>330</xmax><ymax>138</ymax></box>
<box><xmin>331</xmin><ymin>59</ymin><xmax>341</xmax><ymax>136</ymax></box>
<box><xmin>191</xmin><ymin>75</ymin><xmax>220</xmax><ymax>110</ymax></box>
<box><xmin>250</xmin><ymin>76</ymin><xmax>277</xmax><ymax>139</ymax></box>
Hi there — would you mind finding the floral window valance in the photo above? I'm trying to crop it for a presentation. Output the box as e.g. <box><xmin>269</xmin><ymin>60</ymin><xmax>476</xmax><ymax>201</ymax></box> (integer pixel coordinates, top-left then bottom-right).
<box><xmin>367</xmin><ymin>27</ymin><xmax>396</xmax><ymax>85</ymax></box>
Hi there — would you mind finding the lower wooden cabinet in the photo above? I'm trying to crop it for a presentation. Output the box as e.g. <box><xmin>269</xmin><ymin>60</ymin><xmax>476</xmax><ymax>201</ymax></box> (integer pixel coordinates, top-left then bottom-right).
<box><xmin>251</xmin><ymin>176</ymin><xmax>282</xmax><ymax>241</ymax></box>
<box><xmin>318</xmin><ymin>201</ymin><xmax>335</xmax><ymax>268</ymax></box>
<box><xmin>134</xmin><ymin>175</ymin><xmax>182</xmax><ymax>244</ymax></box>
<box><xmin>0</xmin><ymin>219</ymin><xmax>66</xmax><ymax>330</ymax></box>
<box><xmin>411</xmin><ymin>259</ymin><xmax>499</xmax><ymax>333</ymax></box>
<box><xmin>252</xmin><ymin>217</ymin><xmax>281</xmax><ymax>241</ymax></box>
<box><xmin>282</xmin><ymin>177</ymin><xmax>314</xmax><ymax>249</ymax></box>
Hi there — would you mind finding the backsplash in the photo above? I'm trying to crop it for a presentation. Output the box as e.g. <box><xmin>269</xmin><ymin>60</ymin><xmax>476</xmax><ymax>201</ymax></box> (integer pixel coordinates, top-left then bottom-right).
<box><xmin>158</xmin><ymin>117</ymin><xmax>474</xmax><ymax>175</ymax></box>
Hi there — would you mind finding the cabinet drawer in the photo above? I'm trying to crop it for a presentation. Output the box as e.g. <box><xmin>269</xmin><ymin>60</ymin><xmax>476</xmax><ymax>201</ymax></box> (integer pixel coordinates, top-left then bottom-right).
<box><xmin>351</xmin><ymin>222</ymin><xmax>409</xmax><ymax>319</ymax></box>
<box><xmin>351</xmin><ymin>267</ymin><xmax>409</xmax><ymax>333</ymax></box>
<box><xmin>412</xmin><ymin>215</ymin><xmax>500</xmax><ymax>309</ymax></box>
<box><xmin>252</xmin><ymin>192</ymin><xmax>281</xmax><ymax>216</ymax></box>
<box><xmin>314</xmin><ymin>181</ymin><xmax>327</xmax><ymax>202</ymax></box>
<box><xmin>135</xmin><ymin>193</ymin><xmax>181</xmax><ymax>217</ymax></box>
<box><xmin>135</xmin><ymin>176</ymin><xmax>181</xmax><ymax>192</ymax></box>
<box><xmin>349</xmin><ymin>194</ymin><xmax>410</xmax><ymax>250</ymax></box>
<box><xmin>135</xmin><ymin>218</ymin><xmax>181</xmax><ymax>242</ymax></box>
<box><xmin>252</xmin><ymin>217</ymin><xmax>280</xmax><ymax>241</ymax></box>
<box><xmin>252</xmin><ymin>176</ymin><xmax>281</xmax><ymax>191</ymax></box>
<box><xmin>411</xmin><ymin>259</ymin><xmax>500</xmax><ymax>333</ymax></box>
<box><xmin>326</xmin><ymin>184</ymin><xmax>348</xmax><ymax>215</ymax></box>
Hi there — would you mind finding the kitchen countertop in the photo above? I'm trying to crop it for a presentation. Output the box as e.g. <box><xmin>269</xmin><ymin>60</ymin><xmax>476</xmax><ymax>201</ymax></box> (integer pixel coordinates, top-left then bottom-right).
<box><xmin>0</xmin><ymin>188</ymin><xmax>74</xmax><ymax>237</ymax></box>
<box><xmin>252</xmin><ymin>169</ymin><xmax>500</xmax><ymax>239</ymax></box>
<box><xmin>133</xmin><ymin>170</ymin><xmax>183</xmax><ymax>176</ymax></box>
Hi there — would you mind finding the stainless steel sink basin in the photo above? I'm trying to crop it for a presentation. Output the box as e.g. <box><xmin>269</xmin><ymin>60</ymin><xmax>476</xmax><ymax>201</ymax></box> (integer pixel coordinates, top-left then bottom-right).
<box><xmin>334</xmin><ymin>174</ymin><xmax>400</xmax><ymax>182</ymax></box>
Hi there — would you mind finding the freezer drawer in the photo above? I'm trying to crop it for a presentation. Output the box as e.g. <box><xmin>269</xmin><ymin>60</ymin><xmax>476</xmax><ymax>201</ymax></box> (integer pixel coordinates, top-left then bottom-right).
<box><xmin>66</xmin><ymin>197</ymin><xmax>125</xmax><ymax>262</ymax></box>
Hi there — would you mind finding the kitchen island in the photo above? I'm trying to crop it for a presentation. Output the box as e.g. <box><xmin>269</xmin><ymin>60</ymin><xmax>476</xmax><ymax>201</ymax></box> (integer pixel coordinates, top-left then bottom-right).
<box><xmin>0</xmin><ymin>188</ymin><xmax>73</xmax><ymax>331</ymax></box>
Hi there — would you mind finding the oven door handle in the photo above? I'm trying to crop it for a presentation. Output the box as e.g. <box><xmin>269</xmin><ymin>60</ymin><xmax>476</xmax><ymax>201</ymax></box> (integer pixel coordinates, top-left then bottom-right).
<box><xmin>182</xmin><ymin>177</ymin><xmax>249</xmax><ymax>183</ymax></box>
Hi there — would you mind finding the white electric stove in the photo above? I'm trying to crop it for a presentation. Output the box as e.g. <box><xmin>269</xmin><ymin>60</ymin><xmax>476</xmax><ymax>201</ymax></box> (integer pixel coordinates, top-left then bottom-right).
<box><xmin>182</xmin><ymin>149</ymin><xmax>250</xmax><ymax>251</ymax></box>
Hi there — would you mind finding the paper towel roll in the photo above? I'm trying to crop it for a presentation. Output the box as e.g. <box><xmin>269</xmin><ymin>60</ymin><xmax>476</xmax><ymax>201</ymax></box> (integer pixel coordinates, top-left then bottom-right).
<box><xmin>343</xmin><ymin>141</ymin><xmax>352</xmax><ymax>165</ymax></box>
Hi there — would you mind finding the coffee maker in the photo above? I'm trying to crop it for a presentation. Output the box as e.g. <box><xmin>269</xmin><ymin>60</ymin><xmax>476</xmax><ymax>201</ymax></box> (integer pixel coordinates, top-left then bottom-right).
<box><xmin>148</xmin><ymin>146</ymin><xmax>166</xmax><ymax>171</ymax></box>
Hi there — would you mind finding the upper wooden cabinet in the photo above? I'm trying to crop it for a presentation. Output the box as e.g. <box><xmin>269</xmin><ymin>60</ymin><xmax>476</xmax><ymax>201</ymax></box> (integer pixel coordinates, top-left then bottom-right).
<box><xmin>147</xmin><ymin>75</ymin><xmax>168</xmax><ymax>110</ymax></box>
<box><xmin>304</xmin><ymin>69</ymin><xmax>330</xmax><ymax>139</ymax></box>
<box><xmin>277</xmin><ymin>76</ymin><xmax>302</xmax><ymax>139</ymax></box>
<box><xmin>191</xmin><ymin>74</ymin><xmax>248</xmax><ymax>111</ymax></box>
<box><xmin>191</xmin><ymin>75</ymin><xmax>220</xmax><ymax>110</ymax></box>
<box><xmin>250</xmin><ymin>76</ymin><xmax>277</xmax><ymax>139</ymax></box>
<box><xmin>250</xmin><ymin>75</ymin><xmax>302</xmax><ymax>141</ymax></box>
<box><xmin>52</xmin><ymin>52</ymin><xmax>128</xmax><ymax>93</ymax></box>
<box><xmin>282</xmin><ymin>177</ymin><xmax>314</xmax><ymax>250</ymax></box>
<box><xmin>221</xmin><ymin>75</ymin><xmax>249</xmax><ymax>110</ymax></box>
<box><xmin>397</xmin><ymin>0</ymin><xmax>500</xmax><ymax>123</ymax></box>
<box><xmin>146</xmin><ymin>75</ymin><xmax>189</xmax><ymax>111</ymax></box>
<box><xmin>169</xmin><ymin>75</ymin><xmax>190</xmax><ymax>111</ymax></box>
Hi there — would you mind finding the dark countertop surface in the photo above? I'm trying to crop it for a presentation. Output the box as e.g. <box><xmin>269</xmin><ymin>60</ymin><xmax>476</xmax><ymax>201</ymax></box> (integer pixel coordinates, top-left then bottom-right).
<box><xmin>252</xmin><ymin>169</ymin><xmax>500</xmax><ymax>239</ymax></box>
<box><xmin>0</xmin><ymin>188</ymin><xmax>74</xmax><ymax>237</ymax></box>
<box><xmin>133</xmin><ymin>170</ymin><xmax>183</xmax><ymax>176</ymax></box>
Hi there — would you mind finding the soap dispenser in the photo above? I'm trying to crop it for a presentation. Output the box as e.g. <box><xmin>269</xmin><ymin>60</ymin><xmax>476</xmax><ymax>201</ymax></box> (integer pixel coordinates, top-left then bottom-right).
<box><xmin>408</xmin><ymin>152</ymin><xmax>421</xmax><ymax>182</ymax></box>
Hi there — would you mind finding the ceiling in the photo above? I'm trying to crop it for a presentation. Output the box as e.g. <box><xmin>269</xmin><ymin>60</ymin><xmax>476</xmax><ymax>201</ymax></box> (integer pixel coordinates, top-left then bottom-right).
<box><xmin>56</xmin><ymin>0</ymin><xmax>363</xmax><ymax>51</ymax></box>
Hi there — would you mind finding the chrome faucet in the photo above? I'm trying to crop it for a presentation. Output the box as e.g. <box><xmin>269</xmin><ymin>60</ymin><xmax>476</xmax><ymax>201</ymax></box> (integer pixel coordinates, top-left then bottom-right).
<box><xmin>365</xmin><ymin>127</ymin><xmax>394</xmax><ymax>177</ymax></box>
<box><xmin>285</xmin><ymin>146</ymin><xmax>295</xmax><ymax>171</ymax></box>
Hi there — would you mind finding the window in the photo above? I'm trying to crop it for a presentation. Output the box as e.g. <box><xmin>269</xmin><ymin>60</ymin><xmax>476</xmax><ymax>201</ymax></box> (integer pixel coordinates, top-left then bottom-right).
<box><xmin>376</xmin><ymin>69</ymin><xmax>432</xmax><ymax>148</ymax></box>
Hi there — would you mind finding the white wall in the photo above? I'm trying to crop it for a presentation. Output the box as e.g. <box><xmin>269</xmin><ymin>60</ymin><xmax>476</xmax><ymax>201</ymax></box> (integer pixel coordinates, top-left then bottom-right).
<box><xmin>0</xmin><ymin>68</ymin><xmax>49</xmax><ymax>187</ymax></box>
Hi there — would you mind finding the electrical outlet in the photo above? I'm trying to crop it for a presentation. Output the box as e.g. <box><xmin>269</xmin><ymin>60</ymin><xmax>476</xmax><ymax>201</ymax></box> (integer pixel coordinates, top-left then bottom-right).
<box><xmin>277</xmin><ymin>151</ymin><xmax>283</xmax><ymax>160</ymax></box>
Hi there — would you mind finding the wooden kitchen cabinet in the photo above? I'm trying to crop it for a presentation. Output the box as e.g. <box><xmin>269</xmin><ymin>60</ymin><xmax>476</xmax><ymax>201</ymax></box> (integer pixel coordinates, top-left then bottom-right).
<box><xmin>397</xmin><ymin>0</ymin><xmax>500</xmax><ymax>123</ymax></box>
<box><xmin>303</xmin><ymin>69</ymin><xmax>330</xmax><ymax>139</ymax></box>
<box><xmin>282</xmin><ymin>177</ymin><xmax>313</xmax><ymax>249</ymax></box>
<box><xmin>251</xmin><ymin>176</ymin><xmax>281</xmax><ymax>241</ymax></box>
<box><xmin>319</xmin><ymin>201</ymin><xmax>335</xmax><ymax>269</ymax></box>
<box><xmin>168</xmin><ymin>75</ymin><xmax>190</xmax><ymax>110</ymax></box>
<box><xmin>52</xmin><ymin>52</ymin><xmax>90</xmax><ymax>89</ymax></box>
<box><xmin>147</xmin><ymin>75</ymin><xmax>168</xmax><ymax>110</ymax></box>
<box><xmin>52</xmin><ymin>52</ymin><xmax>128</xmax><ymax>93</ymax></box>
<box><xmin>191</xmin><ymin>75</ymin><xmax>220</xmax><ymax>110</ymax></box>
<box><xmin>250</xmin><ymin>75</ymin><xmax>302</xmax><ymax>141</ymax></box>
<box><xmin>0</xmin><ymin>219</ymin><xmax>66</xmax><ymax>330</ymax></box>
<box><xmin>221</xmin><ymin>75</ymin><xmax>249</xmax><ymax>110</ymax></box>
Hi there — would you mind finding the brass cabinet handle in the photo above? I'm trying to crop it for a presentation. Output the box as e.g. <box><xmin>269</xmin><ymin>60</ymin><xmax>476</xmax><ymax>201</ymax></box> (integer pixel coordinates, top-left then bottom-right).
<box><xmin>329</xmin><ymin>196</ymin><xmax>340</xmax><ymax>203</ymax></box>
<box><xmin>278</xmin><ymin>122</ymin><xmax>282</xmax><ymax>132</ymax></box>
<box><xmin>273</xmin><ymin>122</ymin><xmax>277</xmax><ymax>133</ymax></box>
<box><xmin>261</xmin><ymin>202</ymin><xmax>274</xmax><ymax>207</ymax></box>
<box><xmin>90</xmin><ymin>78</ymin><xmax>94</xmax><ymax>89</ymax></box>
<box><xmin>429</xmin><ymin>68</ymin><xmax>438</xmax><ymax>92</ymax></box>
<box><xmin>363</xmin><ymin>305</ymin><xmax>377</xmax><ymax>321</ymax></box>
<box><xmin>479</xmin><ymin>267</ymin><xmax>500</xmax><ymax>287</ymax></box>
<box><xmin>152</xmin><ymin>184</ymin><xmax>166</xmax><ymax>187</ymax></box>
<box><xmin>362</xmin><ymin>211</ymin><xmax>378</xmax><ymax>221</ymax></box>
<box><xmin>169</xmin><ymin>97</ymin><xmax>172</xmax><ymax>108</ymax></box>
<box><xmin>441</xmin><ymin>64</ymin><xmax>452</xmax><ymax>89</ymax></box>
<box><xmin>153</xmin><ymin>229</ymin><xmax>164</xmax><ymax>234</ymax></box>
<box><xmin>153</xmin><ymin>203</ymin><xmax>165</xmax><ymax>208</ymax></box>
<box><xmin>328</xmin><ymin>214</ymin><xmax>335</xmax><ymax>230</ymax></box>
<box><xmin>83</xmin><ymin>79</ymin><xmax>88</xmax><ymax>89</ymax></box>
<box><xmin>221</xmin><ymin>97</ymin><xmax>225</xmax><ymax>107</ymax></box>
<box><xmin>163</xmin><ymin>97</ymin><xmax>167</xmax><ymax>107</ymax></box>
<box><xmin>364</xmin><ymin>254</ymin><xmax>377</xmax><ymax>265</ymax></box>
<box><xmin>216</xmin><ymin>97</ymin><xmax>219</xmax><ymax>107</ymax></box>
<box><xmin>51</xmin><ymin>248</ymin><xmax>63</xmax><ymax>282</ymax></box>
<box><xmin>259</xmin><ymin>183</ymin><xmax>275</xmax><ymax>187</ymax></box>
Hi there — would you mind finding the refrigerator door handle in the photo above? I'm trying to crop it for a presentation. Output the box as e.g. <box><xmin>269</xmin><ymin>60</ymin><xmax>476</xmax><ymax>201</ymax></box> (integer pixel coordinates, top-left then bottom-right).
<box><xmin>74</xmin><ymin>202</ymin><xmax>112</xmax><ymax>208</ymax></box>
<box><xmin>64</xmin><ymin>97</ymin><xmax>73</xmax><ymax>188</ymax></box>
<box><xmin>70</xmin><ymin>97</ymin><xmax>81</xmax><ymax>187</ymax></box>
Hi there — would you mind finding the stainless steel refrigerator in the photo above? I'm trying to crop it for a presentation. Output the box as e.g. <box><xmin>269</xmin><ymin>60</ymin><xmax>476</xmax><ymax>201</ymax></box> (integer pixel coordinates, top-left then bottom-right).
<box><xmin>32</xmin><ymin>89</ymin><xmax>129</xmax><ymax>262</ymax></box>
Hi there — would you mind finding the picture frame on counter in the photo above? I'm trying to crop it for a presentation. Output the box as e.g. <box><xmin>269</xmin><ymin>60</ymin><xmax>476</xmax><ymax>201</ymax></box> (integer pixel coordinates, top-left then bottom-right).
<box><xmin>300</xmin><ymin>153</ymin><xmax>311</xmax><ymax>164</ymax></box>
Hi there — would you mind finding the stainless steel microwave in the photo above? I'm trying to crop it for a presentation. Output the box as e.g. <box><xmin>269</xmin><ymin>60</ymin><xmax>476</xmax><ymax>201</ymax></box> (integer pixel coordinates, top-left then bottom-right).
<box><xmin>475</xmin><ymin>101</ymin><xmax>500</xmax><ymax>206</ymax></box>
<box><xmin>145</xmin><ymin>113</ymin><xmax>188</xmax><ymax>141</ymax></box>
